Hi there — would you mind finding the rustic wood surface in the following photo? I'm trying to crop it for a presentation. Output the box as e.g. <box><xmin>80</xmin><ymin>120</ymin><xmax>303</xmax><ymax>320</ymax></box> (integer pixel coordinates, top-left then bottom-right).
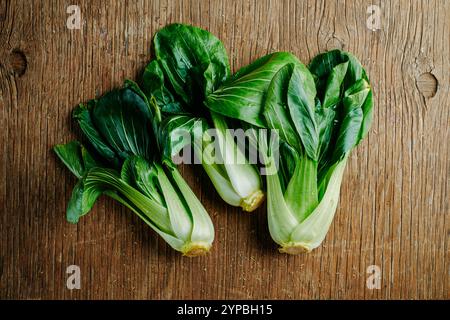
<box><xmin>0</xmin><ymin>0</ymin><xmax>448</xmax><ymax>300</ymax></box>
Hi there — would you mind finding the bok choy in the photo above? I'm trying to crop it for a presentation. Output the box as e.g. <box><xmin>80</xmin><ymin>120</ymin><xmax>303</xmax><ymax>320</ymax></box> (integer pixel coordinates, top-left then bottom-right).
<box><xmin>140</xmin><ymin>23</ymin><xmax>264</xmax><ymax>212</ymax></box>
<box><xmin>206</xmin><ymin>50</ymin><xmax>373</xmax><ymax>253</ymax></box>
<box><xmin>54</xmin><ymin>80</ymin><xmax>214</xmax><ymax>256</ymax></box>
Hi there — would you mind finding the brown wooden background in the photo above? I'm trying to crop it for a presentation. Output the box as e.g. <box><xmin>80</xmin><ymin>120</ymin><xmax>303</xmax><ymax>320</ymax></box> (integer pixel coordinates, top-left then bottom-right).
<box><xmin>0</xmin><ymin>0</ymin><xmax>448</xmax><ymax>300</ymax></box>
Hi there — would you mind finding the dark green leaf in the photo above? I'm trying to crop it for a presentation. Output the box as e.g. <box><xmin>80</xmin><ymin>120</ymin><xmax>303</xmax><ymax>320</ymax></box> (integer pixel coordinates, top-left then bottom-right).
<box><xmin>331</xmin><ymin>79</ymin><xmax>370</xmax><ymax>161</ymax></box>
<box><xmin>358</xmin><ymin>89</ymin><xmax>373</xmax><ymax>141</ymax></box>
<box><xmin>321</xmin><ymin>62</ymin><xmax>348</xmax><ymax>109</ymax></box>
<box><xmin>154</xmin><ymin>23</ymin><xmax>230</xmax><ymax>111</ymax></box>
<box><xmin>53</xmin><ymin>141</ymin><xmax>85</xmax><ymax>179</ymax></box>
<box><xmin>277</xmin><ymin>141</ymin><xmax>299</xmax><ymax>193</ymax></box>
<box><xmin>91</xmin><ymin>84</ymin><xmax>154</xmax><ymax>160</ymax></box>
<box><xmin>73</xmin><ymin>103</ymin><xmax>119</xmax><ymax>166</ymax></box>
<box><xmin>66</xmin><ymin>175</ymin><xmax>104</xmax><ymax>224</ymax></box>
<box><xmin>53</xmin><ymin>141</ymin><xmax>102</xmax><ymax>179</ymax></box>
<box><xmin>309</xmin><ymin>49</ymin><xmax>373</xmax><ymax>169</ymax></box>
<box><xmin>81</xmin><ymin>145</ymin><xmax>101</xmax><ymax>171</ymax></box>
<box><xmin>315</xmin><ymin>98</ymin><xmax>336</xmax><ymax>164</ymax></box>
<box><xmin>141</xmin><ymin>60</ymin><xmax>186</xmax><ymax>115</ymax></box>
<box><xmin>205</xmin><ymin>52</ymin><xmax>301</xmax><ymax>127</ymax></box>
<box><xmin>286</xmin><ymin>65</ymin><xmax>319</xmax><ymax>160</ymax></box>
<box><xmin>263</xmin><ymin>63</ymin><xmax>300</xmax><ymax>149</ymax></box>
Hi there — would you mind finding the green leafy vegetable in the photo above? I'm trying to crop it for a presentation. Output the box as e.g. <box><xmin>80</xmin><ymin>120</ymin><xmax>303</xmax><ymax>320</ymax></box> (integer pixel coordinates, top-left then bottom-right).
<box><xmin>54</xmin><ymin>80</ymin><xmax>214</xmax><ymax>256</ymax></box>
<box><xmin>141</xmin><ymin>23</ymin><xmax>264</xmax><ymax>212</ymax></box>
<box><xmin>209</xmin><ymin>49</ymin><xmax>373</xmax><ymax>252</ymax></box>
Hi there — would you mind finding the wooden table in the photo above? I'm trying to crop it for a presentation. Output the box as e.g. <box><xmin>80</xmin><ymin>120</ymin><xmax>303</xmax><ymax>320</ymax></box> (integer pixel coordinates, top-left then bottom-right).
<box><xmin>0</xmin><ymin>0</ymin><xmax>448</xmax><ymax>299</ymax></box>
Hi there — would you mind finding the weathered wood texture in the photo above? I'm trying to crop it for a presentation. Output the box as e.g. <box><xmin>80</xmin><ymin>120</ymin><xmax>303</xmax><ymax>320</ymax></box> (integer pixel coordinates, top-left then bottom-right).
<box><xmin>0</xmin><ymin>0</ymin><xmax>448</xmax><ymax>299</ymax></box>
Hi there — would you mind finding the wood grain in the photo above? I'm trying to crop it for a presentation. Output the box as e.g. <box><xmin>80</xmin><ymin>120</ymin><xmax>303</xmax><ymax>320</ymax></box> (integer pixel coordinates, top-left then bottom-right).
<box><xmin>0</xmin><ymin>0</ymin><xmax>448</xmax><ymax>299</ymax></box>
